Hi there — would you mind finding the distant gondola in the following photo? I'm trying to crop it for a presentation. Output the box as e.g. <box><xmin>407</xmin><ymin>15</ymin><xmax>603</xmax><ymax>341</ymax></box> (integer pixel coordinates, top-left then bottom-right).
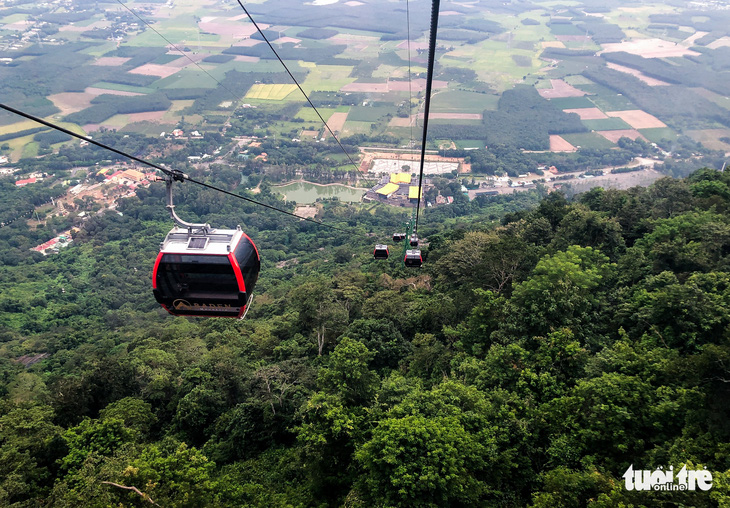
<box><xmin>393</xmin><ymin>233</ymin><xmax>406</xmax><ymax>242</ymax></box>
<box><xmin>404</xmin><ymin>249</ymin><xmax>423</xmax><ymax>268</ymax></box>
<box><xmin>373</xmin><ymin>244</ymin><xmax>389</xmax><ymax>259</ymax></box>
<box><xmin>409</xmin><ymin>233</ymin><xmax>419</xmax><ymax>247</ymax></box>
<box><xmin>153</xmin><ymin>226</ymin><xmax>260</xmax><ymax>318</ymax></box>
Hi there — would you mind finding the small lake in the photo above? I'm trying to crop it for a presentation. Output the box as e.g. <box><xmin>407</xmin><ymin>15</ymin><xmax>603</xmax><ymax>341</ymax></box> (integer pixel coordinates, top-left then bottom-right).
<box><xmin>273</xmin><ymin>181</ymin><xmax>367</xmax><ymax>203</ymax></box>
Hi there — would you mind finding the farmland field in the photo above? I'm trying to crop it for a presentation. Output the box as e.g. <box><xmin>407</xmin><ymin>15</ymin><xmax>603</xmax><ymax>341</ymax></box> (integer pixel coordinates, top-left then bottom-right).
<box><xmin>547</xmin><ymin>96</ymin><xmax>596</xmax><ymax>109</ymax></box>
<box><xmin>581</xmin><ymin>117</ymin><xmax>632</xmax><ymax>131</ymax></box>
<box><xmin>245</xmin><ymin>84</ymin><xmax>298</xmax><ymax>101</ymax></box>
<box><xmin>431</xmin><ymin>91</ymin><xmax>499</xmax><ymax>113</ymax></box>
<box><xmin>561</xmin><ymin>132</ymin><xmax>616</xmax><ymax>149</ymax></box>
<box><xmin>638</xmin><ymin>127</ymin><xmax>677</xmax><ymax>144</ymax></box>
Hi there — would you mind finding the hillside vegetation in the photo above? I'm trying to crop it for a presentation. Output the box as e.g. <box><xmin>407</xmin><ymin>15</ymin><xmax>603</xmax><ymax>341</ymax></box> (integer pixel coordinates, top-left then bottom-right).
<box><xmin>1</xmin><ymin>168</ymin><xmax>730</xmax><ymax>506</ymax></box>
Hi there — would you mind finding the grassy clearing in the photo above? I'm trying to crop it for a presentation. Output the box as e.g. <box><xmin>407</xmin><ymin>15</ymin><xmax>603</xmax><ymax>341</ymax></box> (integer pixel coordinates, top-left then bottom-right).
<box><xmin>582</xmin><ymin>117</ymin><xmax>632</xmax><ymax>130</ymax></box>
<box><xmin>245</xmin><ymin>84</ymin><xmax>298</xmax><ymax>100</ymax></box>
<box><xmin>562</xmin><ymin>132</ymin><xmax>616</xmax><ymax>149</ymax></box>
<box><xmin>431</xmin><ymin>91</ymin><xmax>499</xmax><ymax>113</ymax></box>
<box><xmin>154</xmin><ymin>70</ymin><xmax>219</xmax><ymax>90</ymax></box>
<box><xmin>686</xmin><ymin>129</ymin><xmax>730</xmax><ymax>150</ymax></box>
<box><xmin>300</xmin><ymin>63</ymin><xmax>355</xmax><ymax>93</ymax></box>
<box><xmin>21</xmin><ymin>141</ymin><xmax>39</xmax><ymax>159</ymax></box>
<box><xmin>296</xmin><ymin>107</ymin><xmax>337</xmax><ymax>122</ymax></box>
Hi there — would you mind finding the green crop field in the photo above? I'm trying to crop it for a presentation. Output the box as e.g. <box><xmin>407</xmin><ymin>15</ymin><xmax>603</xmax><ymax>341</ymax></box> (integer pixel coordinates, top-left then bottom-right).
<box><xmin>547</xmin><ymin>96</ymin><xmax>596</xmax><ymax>109</ymax></box>
<box><xmin>456</xmin><ymin>139</ymin><xmax>486</xmax><ymax>149</ymax></box>
<box><xmin>639</xmin><ymin>127</ymin><xmax>677</xmax><ymax>144</ymax></box>
<box><xmin>296</xmin><ymin>107</ymin><xmax>337</xmax><ymax>122</ymax></box>
<box><xmin>582</xmin><ymin>117</ymin><xmax>632</xmax><ymax>130</ymax></box>
<box><xmin>562</xmin><ymin>132</ymin><xmax>616</xmax><ymax>149</ymax></box>
<box><xmin>348</xmin><ymin>106</ymin><xmax>391</xmax><ymax>122</ymax></box>
<box><xmin>431</xmin><ymin>91</ymin><xmax>499</xmax><ymax>113</ymax></box>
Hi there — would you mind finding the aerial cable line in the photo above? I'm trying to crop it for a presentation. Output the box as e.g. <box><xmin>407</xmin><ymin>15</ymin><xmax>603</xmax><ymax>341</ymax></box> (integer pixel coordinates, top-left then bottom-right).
<box><xmin>406</xmin><ymin>0</ymin><xmax>414</xmax><ymax>148</ymax></box>
<box><xmin>235</xmin><ymin>0</ymin><xmax>364</xmax><ymax>177</ymax></box>
<box><xmin>413</xmin><ymin>0</ymin><xmax>441</xmax><ymax>233</ymax></box>
<box><xmin>114</xmin><ymin>0</ymin><xmax>244</xmax><ymax>105</ymax></box>
<box><xmin>0</xmin><ymin>104</ymin><xmax>348</xmax><ymax>232</ymax></box>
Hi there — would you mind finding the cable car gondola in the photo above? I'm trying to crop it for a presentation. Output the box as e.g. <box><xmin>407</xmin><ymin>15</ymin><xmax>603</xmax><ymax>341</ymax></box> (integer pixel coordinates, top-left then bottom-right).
<box><xmin>373</xmin><ymin>244</ymin><xmax>389</xmax><ymax>259</ymax></box>
<box><xmin>409</xmin><ymin>233</ymin><xmax>419</xmax><ymax>247</ymax></box>
<box><xmin>404</xmin><ymin>249</ymin><xmax>423</xmax><ymax>268</ymax></box>
<box><xmin>152</xmin><ymin>174</ymin><xmax>260</xmax><ymax>318</ymax></box>
<box><xmin>393</xmin><ymin>233</ymin><xmax>406</xmax><ymax>242</ymax></box>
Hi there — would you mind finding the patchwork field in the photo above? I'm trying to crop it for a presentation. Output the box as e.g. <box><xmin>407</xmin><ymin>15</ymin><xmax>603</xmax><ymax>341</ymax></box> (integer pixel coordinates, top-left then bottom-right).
<box><xmin>597</xmin><ymin>129</ymin><xmax>647</xmax><ymax>143</ymax></box>
<box><xmin>606</xmin><ymin>110</ymin><xmax>666</xmax><ymax>129</ymax></box>
<box><xmin>537</xmin><ymin>79</ymin><xmax>587</xmax><ymax>98</ymax></box>
<box><xmin>564</xmin><ymin>107</ymin><xmax>608</xmax><ymax>120</ymax></box>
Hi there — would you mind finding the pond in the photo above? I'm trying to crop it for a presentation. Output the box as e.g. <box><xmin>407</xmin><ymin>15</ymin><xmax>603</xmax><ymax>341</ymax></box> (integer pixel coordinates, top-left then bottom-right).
<box><xmin>273</xmin><ymin>181</ymin><xmax>367</xmax><ymax>203</ymax></box>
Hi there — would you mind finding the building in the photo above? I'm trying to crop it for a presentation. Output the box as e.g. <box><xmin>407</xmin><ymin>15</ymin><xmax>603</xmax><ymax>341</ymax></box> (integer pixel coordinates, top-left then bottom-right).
<box><xmin>15</xmin><ymin>177</ymin><xmax>37</xmax><ymax>187</ymax></box>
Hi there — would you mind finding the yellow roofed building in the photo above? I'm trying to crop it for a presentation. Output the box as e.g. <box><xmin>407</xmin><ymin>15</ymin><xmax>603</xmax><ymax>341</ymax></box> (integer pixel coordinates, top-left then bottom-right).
<box><xmin>390</xmin><ymin>172</ymin><xmax>412</xmax><ymax>184</ymax></box>
<box><xmin>376</xmin><ymin>183</ymin><xmax>400</xmax><ymax>197</ymax></box>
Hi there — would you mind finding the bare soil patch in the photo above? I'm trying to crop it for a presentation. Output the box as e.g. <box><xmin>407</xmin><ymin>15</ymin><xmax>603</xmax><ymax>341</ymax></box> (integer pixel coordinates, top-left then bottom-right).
<box><xmin>606</xmin><ymin>110</ymin><xmax>666</xmax><ymax>129</ymax></box>
<box><xmin>708</xmin><ymin>36</ymin><xmax>730</xmax><ymax>49</ymax></box>
<box><xmin>341</xmin><ymin>82</ymin><xmax>389</xmax><ymax>93</ymax></box>
<box><xmin>129</xmin><ymin>64</ymin><xmax>180</xmax><ymax>78</ymax></box>
<box><xmin>597</xmin><ymin>129</ymin><xmax>647</xmax><ymax>143</ymax></box>
<box><xmin>234</xmin><ymin>55</ymin><xmax>260</xmax><ymax>62</ymax></box>
<box><xmin>325</xmin><ymin>112</ymin><xmax>348</xmax><ymax>136</ymax></box>
<box><xmin>274</xmin><ymin>36</ymin><xmax>301</xmax><ymax>44</ymax></box>
<box><xmin>606</xmin><ymin>62</ymin><xmax>670</xmax><ymax>86</ymax></box>
<box><xmin>556</xmin><ymin>35</ymin><xmax>591</xmax><ymax>42</ymax></box>
<box><xmin>537</xmin><ymin>79</ymin><xmax>587</xmax><ymax>99</ymax></box>
<box><xmin>601</xmin><ymin>38</ymin><xmax>700</xmax><ymax>58</ymax></box>
<box><xmin>48</xmin><ymin>92</ymin><xmax>94</xmax><ymax>115</ymax></box>
<box><xmin>389</xmin><ymin>116</ymin><xmax>413</xmax><ymax>127</ymax></box>
<box><xmin>686</xmin><ymin>129</ymin><xmax>730</xmax><ymax>151</ymax></box>
<box><xmin>550</xmin><ymin>135</ymin><xmax>578</xmax><ymax>152</ymax></box>
<box><xmin>94</xmin><ymin>56</ymin><xmax>131</xmax><ymax>66</ymax></box>
<box><xmin>200</xmin><ymin>20</ymin><xmax>263</xmax><ymax>37</ymax></box>
<box><xmin>541</xmin><ymin>41</ymin><xmax>566</xmax><ymax>48</ymax></box>
<box><xmin>563</xmin><ymin>107</ymin><xmax>608</xmax><ymax>120</ymax></box>
<box><xmin>389</xmin><ymin>79</ymin><xmax>447</xmax><ymax>92</ymax></box>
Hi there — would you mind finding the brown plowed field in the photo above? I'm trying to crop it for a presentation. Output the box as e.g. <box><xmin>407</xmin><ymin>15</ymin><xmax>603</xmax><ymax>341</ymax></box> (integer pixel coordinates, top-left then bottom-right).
<box><xmin>606</xmin><ymin>63</ymin><xmax>670</xmax><ymax>86</ymax></box>
<box><xmin>550</xmin><ymin>135</ymin><xmax>578</xmax><ymax>152</ymax></box>
<box><xmin>325</xmin><ymin>112</ymin><xmax>348</xmax><ymax>135</ymax></box>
